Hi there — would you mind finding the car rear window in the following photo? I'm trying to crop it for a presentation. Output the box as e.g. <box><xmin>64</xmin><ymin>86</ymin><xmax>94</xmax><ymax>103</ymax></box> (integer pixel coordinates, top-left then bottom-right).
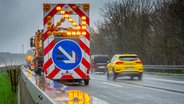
<box><xmin>119</xmin><ymin>56</ymin><xmax>138</xmax><ymax>61</ymax></box>
<box><xmin>94</xmin><ymin>56</ymin><xmax>109</xmax><ymax>63</ymax></box>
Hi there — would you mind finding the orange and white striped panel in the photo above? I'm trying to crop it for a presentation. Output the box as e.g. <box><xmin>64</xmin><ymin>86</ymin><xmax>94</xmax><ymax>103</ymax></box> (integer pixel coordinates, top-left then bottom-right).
<box><xmin>43</xmin><ymin>3</ymin><xmax>90</xmax><ymax>80</ymax></box>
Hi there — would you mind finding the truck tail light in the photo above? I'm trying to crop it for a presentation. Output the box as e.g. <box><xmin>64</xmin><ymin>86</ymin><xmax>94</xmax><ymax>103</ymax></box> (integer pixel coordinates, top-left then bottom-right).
<box><xmin>87</xmin><ymin>70</ymin><xmax>89</xmax><ymax>74</ymax></box>
<box><xmin>38</xmin><ymin>63</ymin><xmax>42</xmax><ymax>67</ymax></box>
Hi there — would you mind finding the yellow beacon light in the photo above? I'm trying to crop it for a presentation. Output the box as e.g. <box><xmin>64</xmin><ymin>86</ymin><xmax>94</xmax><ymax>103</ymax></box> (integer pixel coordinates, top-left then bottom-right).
<box><xmin>82</xmin><ymin>21</ymin><xmax>86</xmax><ymax>25</ymax></box>
<box><xmin>47</xmin><ymin>31</ymin><xmax>52</xmax><ymax>36</ymax></box>
<box><xmin>72</xmin><ymin>22</ymin><xmax>77</xmax><ymax>26</ymax></box>
<box><xmin>26</xmin><ymin>55</ymin><xmax>33</xmax><ymax>61</ymax></box>
<box><xmin>77</xmin><ymin>31</ymin><xmax>81</xmax><ymax>35</ymax></box>
<box><xmin>82</xmin><ymin>31</ymin><xmax>86</xmax><ymax>35</ymax></box>
<box><xmin>72</xmin><ymin>31</ymin><xmax>76</xmax><ymax>36</ymax></box>
<box><xmin>47</xmin><ymin>16</ymin><xmax>52</xmax><ymax>21</ymax></box>
<box><xmin>53</xmin><ymin>26</ymin><xmax>57</xmax><ymax>31</ymax></box>
<box><xmin>82</xmin><ymin>26</ymin><xmax>86</xmax><ymax>30</ymax></box>
<box><xmin>56</xmin><ymin>6</ymin><xmax>61</xmax><ymax>11</ymax></box>
<box><xmin>47</xmin><ymin>21</ymin><xmax>52</xmax><ymax>25</ymax></box>
<box><xmin>68</xmin><ymin>10</ymin><xmax>73</xmax><ymax>14</ymax></box>
<box><xmin>43</xmin><ymin>3</ymin><xmax>51</xmax><ymax>12</ymax></box>
<box><xmin>68</xmin><ymin>18</ymin><xmax>73</xmax><ymax>22</ymax></box>
<box><xmin>64</xmin><ymin>14</ymin><xmax>69</xmax><ymax>18</ymax></box>
<box><xmin>82</xmin><ymin>3</ymin><xmax>90</xmax><ymax>11</ymax></box>
<box><xmin>72</xmin><ymin>6</ymin><xmax>77</xmax><ymax>11</ymax></box>
<box><xmin>60</xmin><ymin>10</ymin><xmax>65</xmax><ymax>15</ymax></box>
<box><xmin>47</xmin><ymin>25</ymin><xmax>52</xmax><ymax>30</ymax></box>
<box><xmin>56</xmin><ymin>22</ymin><xmax>61</xmax><ymax>26</ymax></box>
<box><xmin>53</xmin><ymin>31</ymin><xmax>57</xmax><ymax>36</ymax></box>
<box><xmin>76</xmin><ymin>26</ymin><xmax>80</xmax><ymax>30</ymax></box>
<box><xmin>60</xmin><ymin>18</ymin><xmax>65</xmax><ymax>22</ymax></box>
<box><xmin>82</xmin><ymin>16</ymin><xmax>86</xmax><ymax>20</ymax></box>
<box><xmin>67</xmin><ymin>32</ymin><xmax>72</xmax><ymax>36</ymax></box>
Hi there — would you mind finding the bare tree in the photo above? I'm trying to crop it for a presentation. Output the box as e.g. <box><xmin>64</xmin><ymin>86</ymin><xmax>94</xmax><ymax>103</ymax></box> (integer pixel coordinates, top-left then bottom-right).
<box><xmin>91</xmin><ymin>0</ymin><xmax>184</xmax><ymax>65</ymax></box>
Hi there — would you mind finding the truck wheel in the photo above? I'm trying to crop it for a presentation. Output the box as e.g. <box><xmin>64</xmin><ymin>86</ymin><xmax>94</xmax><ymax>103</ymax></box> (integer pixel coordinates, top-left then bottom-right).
<box><xmin>84</xmin><ymin>80</ymin><xmax>89</xmax><ymax>85</ymax></box>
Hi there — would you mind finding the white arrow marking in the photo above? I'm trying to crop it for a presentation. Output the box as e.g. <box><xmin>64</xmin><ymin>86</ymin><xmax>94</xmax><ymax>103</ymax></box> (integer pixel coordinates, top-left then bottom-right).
<box><xmin>58</xmin><ymin>46</ymin><xmax>76</xmax><ymax>63</ymax></box>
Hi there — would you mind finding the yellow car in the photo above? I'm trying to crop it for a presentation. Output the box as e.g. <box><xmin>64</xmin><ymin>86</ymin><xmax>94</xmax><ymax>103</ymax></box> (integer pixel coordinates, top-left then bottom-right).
<box><xmin>107</xmin><ymin>54</ymin><xmax>143</xmax><ymax>80</ymax></box>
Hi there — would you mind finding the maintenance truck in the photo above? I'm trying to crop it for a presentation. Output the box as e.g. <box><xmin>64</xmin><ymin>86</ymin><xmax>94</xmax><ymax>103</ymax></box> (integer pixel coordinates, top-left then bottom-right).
<box><xmin>30</xmin><ymin>3</ymin><xmax>90</xmax><ymax>85</ymax></box>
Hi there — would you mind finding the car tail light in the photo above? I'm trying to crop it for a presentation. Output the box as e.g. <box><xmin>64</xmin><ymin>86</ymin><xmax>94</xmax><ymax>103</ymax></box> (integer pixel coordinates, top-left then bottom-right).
<box><xmin>115</xmin><ymin>61</ymin><xmax>124</xmax><ymax>65</ymax></box>
<box><xmin>136</xmin><ymin>61</ymin><xmax>142</xmax><ymax>64</ymax></box>
<box><xmin>92</xmin><ymin>62</ymin><xmax>95</xmax><ymax>67</ymax></box>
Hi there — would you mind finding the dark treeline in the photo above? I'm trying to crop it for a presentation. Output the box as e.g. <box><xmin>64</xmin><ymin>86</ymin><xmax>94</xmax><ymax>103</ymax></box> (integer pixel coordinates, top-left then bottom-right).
<box><xmin>91</xmin><ymin>0</ymin><xmax>184</xmax><ymax>65</ymax></box>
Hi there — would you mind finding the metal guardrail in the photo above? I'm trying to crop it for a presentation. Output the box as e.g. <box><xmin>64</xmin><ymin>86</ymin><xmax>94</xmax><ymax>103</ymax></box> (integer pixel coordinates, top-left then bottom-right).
<box><xmin>144</xmin><ymin>65</ymin><xmax>184</xmax><ymax>73</ymax></box>
<box><xmin>20</xmin><ymin>66</ymin><xmax>94</xmax><ymax>104</ymax></box>
<box><xmin>21</xmin><ymin>67</ymin><xmax>55</xmax><ymax>104</ymax></box>
<box><xmin>1</xmin><ymin>65</ymin><xmax>184</xmax><ymax>73</ymax></box>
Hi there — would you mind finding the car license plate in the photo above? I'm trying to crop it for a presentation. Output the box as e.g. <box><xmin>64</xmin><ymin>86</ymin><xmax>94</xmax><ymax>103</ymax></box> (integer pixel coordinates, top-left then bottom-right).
<box><xmin>98</xmin><ymin>66</ymin><xmax>105</xmax><ymax>68</ymax></box>
<box><xmin>126</xmin><ymin>67</ymin><xmax>133</xmax><ymax>70</ymax></box>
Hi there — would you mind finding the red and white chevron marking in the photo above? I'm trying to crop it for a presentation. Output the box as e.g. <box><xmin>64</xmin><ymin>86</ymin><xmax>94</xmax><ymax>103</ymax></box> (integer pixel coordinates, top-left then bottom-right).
<box><xmin>43</xmin><ymin>4</ymin><xmax>90</xmax><ymax>80</ymax></box>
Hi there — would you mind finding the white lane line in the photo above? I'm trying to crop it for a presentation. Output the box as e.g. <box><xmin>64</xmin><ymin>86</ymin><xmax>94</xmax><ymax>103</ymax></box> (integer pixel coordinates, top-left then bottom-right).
<box><xmin>90</xmin><ymin>76</ymin><xmax>105</xmax><ymax>81</ymax></box>
<box><xmin>102</xmin><ymin>82</ymin><xmax>122</xmax><ymax>87</ymax></box>
<box><xmin>145</xmin><ymin>78</ymin><xmax>184</xmax><ymax>84</ymax></box>
<box><xmin>92</xmin><ymin>96</ymin><xmax>110</xmax><ymax>104</ymax></box>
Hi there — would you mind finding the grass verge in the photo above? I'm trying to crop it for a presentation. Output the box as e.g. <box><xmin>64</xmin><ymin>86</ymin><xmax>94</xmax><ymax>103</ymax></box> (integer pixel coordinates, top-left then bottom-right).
<box><xmin>0</xmin><ymin>71</ymin><xmax>17</xmax><ymax>104</ymax></box>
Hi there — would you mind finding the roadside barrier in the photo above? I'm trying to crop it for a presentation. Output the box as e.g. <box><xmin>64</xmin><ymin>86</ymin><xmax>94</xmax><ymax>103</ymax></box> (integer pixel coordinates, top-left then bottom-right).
<box><xmin>20</xmin><ymin>66</ymin><xmax>92</xmax><ymax>104</ymax></box>
<box><xmin>144</xmin><ymin>65</ymin><xmax>184</xmax><ymax>74</ymax></box>
<box><xmin>21</xmin><ymin>67</ymin><xmax>55</xmax><ymax>104</ymax></box>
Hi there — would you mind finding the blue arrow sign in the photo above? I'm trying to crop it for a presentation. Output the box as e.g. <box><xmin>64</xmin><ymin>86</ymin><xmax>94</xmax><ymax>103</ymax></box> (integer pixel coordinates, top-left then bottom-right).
<box><xmin>52</xmin><ymin>39</ymin><xmax>82</xmax><ymax>70</ymax></box>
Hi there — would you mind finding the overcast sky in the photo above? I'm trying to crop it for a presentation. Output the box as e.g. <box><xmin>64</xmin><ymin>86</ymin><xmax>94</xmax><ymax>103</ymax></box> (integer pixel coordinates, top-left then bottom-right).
<box><xmin>0</xmin><ymin>0</ymin><xmax>120</xmax><ymax>53</ymax></box>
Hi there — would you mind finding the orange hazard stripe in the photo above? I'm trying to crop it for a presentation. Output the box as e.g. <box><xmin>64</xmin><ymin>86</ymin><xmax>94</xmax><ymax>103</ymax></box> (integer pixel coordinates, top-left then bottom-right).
<box><xmin>47</xmin><ymin>68</ymin><xmax>60</xmax><ymax>79</ymax></box>
<box><xmin>74</xmin><ymin>68</ymin><xmax>87</xmax><ymax>78</ymax></box>
<box><xmin>85</xmin><ymin>31</ymin><xmax>90</xmax><ymax>41</ymax></box>
<box><xmin>43</xmin><ymin>32</ymin><xmax>48</xmax><ymax>41</ymax></box>
<box><xmin>44</xmin><ymin>40</ymin><xmax>54</xmax><ymax>56</ymax></box>
<box><xmin>43</xmin><ymin>58</ymin><xmax>53</xmax><ymax>72</ymax></box>
<box><xmin>44</xmin><ymin>4</ymin><xmax>65</xmax><ymax>25</ymax></box>
<box><xmin>43</xmin><ymin>24</ymin><xmax>54</xmax><ymax>41</ymax></box>
<box><xmin>68</xmin><ymin>4</ymin><xmax>89</xmax><ymax>25</ymax></box>
<box><xmin>79</xmin><ymin>40</ymin><xmax>90</xmax><ymax>55</ymax></box>
<box><xmin>81</xmin><ymin>58</ymin><xmax>90</xmax><ymax>71</ymax></box>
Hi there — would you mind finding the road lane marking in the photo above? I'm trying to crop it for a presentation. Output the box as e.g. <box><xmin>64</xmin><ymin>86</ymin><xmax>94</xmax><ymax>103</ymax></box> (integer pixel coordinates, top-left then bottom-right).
<box><xmin>92</xmin><ymin>96</ymin><xmax>109</xmax><ymax>104</ymax></box>
<box><xmin>90</xmin><ymin>76</ymin><xmax>105</xmax><ymax>81</ymax></box>
<box><xmin>91</xmin><ymin>75</ymin><xmax>184</xmax><ymax>94</ymax></box>
<box><xmin>102</xmin><ymin>82</ymin><xmax>122</xmax><ymax>87</ymax></box>
<box><xmin>145</xmin><ymin>78</ymin><xmax>184</xmax><ymax>84</ymax></box>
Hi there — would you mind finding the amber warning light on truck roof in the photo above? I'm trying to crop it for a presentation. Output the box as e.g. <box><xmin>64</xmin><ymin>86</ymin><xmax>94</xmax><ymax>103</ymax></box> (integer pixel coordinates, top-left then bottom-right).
<box><xmin>44</xmin><ymin>3</ymin><xmax>89</xmax><ymax>37</ymax></box>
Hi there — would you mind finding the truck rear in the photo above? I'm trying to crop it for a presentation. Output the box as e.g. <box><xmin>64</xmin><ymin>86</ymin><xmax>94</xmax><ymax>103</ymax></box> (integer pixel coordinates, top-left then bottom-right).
<box><xmin>42</xmin><ymin>3</ymin><xmax>90</xmax><ymax>85</ymax></box>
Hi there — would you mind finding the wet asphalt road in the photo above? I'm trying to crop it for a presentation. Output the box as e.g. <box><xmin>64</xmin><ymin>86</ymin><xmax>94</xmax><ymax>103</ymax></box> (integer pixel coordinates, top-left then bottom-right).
<box><xmin>70</xmin><ymin>73</ymin><xmax>184</xmax><ymax>104</ymax></box>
